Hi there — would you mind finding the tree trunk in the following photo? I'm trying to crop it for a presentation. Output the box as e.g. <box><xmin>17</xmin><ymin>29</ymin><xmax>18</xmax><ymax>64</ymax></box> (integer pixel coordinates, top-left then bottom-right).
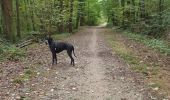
<box><xmin>121</xmin><ymin>0</ymin><xmax>125</xmax><ymax>28</ymax></box>
<box><xmin>80</xmin><ymin>0</ymin><xmax>85</xmax><ymax>26</ymax></box>
<box><xmin>111</xmin><ymin>13</ymin><xmax>115</xmax><ymax>26</ymax></box>
<box><xmin>87</xmin><ymin>0</ymin><xmax>90</xmax><ymax>25</ymax></box>
<box><xmin>0</xmin><ymin>1</ymin><xmax>2</xmax><ymax>34</ymax></box>
<box><xmin>24</xmin><ymin>0</ymin><xmax>30</xmax><ymax>31</ymax></box>
<box><xmin>76</xmin><ymin>0</ymin><xmax>81</xmax><ymax>29</ymax></box>
<box><xmin>16</xmin><ymin>0</ymin><xmax>21</xmax><ymax>38</ymax></box>
<box><xmin>1</xmin><ymin>0</ymin><xmax>13</xmax><ymax>40</ymax></box>
<box><xmin>58</xmin><ymin>0</ymin><xmax>64</xmax><ymax>33</ymax></box>
<box><xmin>131</xmin><ymin>0</ymin><xmax>136</xmax><ymax>23</ymax></box>
<box><xmin>158</xmin><ymin>0</ymin><xmax>163</xmax><ymax>25</ymax></box>
<box><xmin>68</xmin><ymin>0</ymin><xmax>74</xmax><ymax>33</ymax></box>
<box><xmin>76</xmin><ymin>12</ymin><xmax>80</xmax><ymax>29</ymax></box>
<box><xmin>139</xmin><ymin>0</ymin><xmax>145</xmax><ymax>20</ymax></box>
<box><xmin>30</xmin><ymin>0</ymin><xmax>36</xmax><ymax>31</ymax></box>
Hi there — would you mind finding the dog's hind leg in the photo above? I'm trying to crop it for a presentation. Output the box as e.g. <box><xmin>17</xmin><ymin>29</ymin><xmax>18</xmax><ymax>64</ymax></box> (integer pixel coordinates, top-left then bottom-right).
<box><xmin>52</xmin><ymin>53</ymin><xmax>57</xmax><ymax>65</ymax></box>
<box><xmin>67</xmin><ymin>50</ymin><xmax>75</xmax><ymax>66</ymax></box>
<box><xmin>55</xmin><ymin>54</ymin><xmax>57</xmax><ymax>64</ymax></box>
<box><xmin>52</xmin><ymin>53</ymin><xmax>55</xmax><ymax>65</ymax></box>
<box><xmin>72</xmin><ymin>47</ymin><xmax>77</xmax><ymax>57</ymax></box>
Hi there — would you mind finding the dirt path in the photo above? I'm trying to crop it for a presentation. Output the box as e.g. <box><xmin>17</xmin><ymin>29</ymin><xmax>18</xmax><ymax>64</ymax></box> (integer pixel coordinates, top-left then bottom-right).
<box><xmin>80</xmin><ymin>28</ymin><xmax>108</xmax><ymax>99</ymax></box>
<box><xmin>1</xmin><ymin>27</ymin><xmax>156</xmax><ymax>100</ymax></box>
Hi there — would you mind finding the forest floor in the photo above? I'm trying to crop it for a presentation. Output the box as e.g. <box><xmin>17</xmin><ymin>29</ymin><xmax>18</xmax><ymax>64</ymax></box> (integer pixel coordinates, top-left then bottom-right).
<box><xmin>0</xmin><ymin>26</ymin><xmax>169</xmax><ymax>100</ymax></box>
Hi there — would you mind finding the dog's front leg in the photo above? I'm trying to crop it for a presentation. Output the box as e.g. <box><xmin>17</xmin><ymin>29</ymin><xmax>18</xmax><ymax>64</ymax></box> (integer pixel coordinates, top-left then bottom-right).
<box><xmin>52</xmin><ymin>53</ymin><xmax>55</xmax><ymax>65</ymax></box>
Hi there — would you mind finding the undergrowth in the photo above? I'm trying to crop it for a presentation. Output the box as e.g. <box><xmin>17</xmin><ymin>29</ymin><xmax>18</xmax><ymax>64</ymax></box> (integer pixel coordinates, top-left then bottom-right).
<box><xmin>104</xmin><ymin>30</ymin><xmax>170</xmax><ymax>95</ymax></box>
<box><xmin>0</xmin><ymin>38</ymin><xmax>26</xmax><ymax>61</ymax></box>
<box><xmin>105</xmin><ymin>34</ymin><xmax>159</xmax><ymax>77</ymax></box>
<box><xmin>106</xmin><ymin>35</ymin><xmax>151</xmax><ymax>76</ymax></box>
<box><xmin>122</xmin><ymin>31</ymin><xmax>170</xmax><ymax>56</ymax></box>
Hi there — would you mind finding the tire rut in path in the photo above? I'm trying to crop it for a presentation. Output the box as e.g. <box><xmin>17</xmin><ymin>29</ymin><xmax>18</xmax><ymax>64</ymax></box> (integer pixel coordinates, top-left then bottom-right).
<box><xmin>83</xmin><ymin>28</ymin><xmax>108</xmax><ymax>99</ymax></box>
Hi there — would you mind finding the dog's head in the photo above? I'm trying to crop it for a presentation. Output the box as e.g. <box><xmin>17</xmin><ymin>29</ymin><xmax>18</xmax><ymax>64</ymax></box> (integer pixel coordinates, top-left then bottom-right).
<box><xmin>43</xmin><ymin>36</ymin><xmax>53</xmax><ymax>45</ymax></box>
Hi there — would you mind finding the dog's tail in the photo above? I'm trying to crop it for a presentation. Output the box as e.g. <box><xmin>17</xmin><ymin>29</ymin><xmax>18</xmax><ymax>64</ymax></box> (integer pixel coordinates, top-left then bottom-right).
<box><xmin>73</xmin><ymin>47</ymin><xmax>77</xmax><ymax>58</ymax></box>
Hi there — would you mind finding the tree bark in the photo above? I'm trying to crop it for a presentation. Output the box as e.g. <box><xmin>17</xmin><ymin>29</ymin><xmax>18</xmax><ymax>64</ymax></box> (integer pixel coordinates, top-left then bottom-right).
<box><xmin>16</xmin><ymin>0</ymin><xmax>21</xmax><ymax>38</ymax></box>
<box><xmin>30</xmin><ymin>0</ymin><xmax>36</xmax><ymax>31</ymax></box>
<box><xmin>131</xmin><ymin>0</ymin><xmax>136</xmax><ymax>23</ymax></box>
<box><xmin>24</xmin><ymin>0</ymin><xmax>31</xmax><ymax>31</ymax></box>
<box><xmin>121</xmin><ymin>0</ymin><xmax>125</xmax><ymax>28</ymax></box>
<box><xmin>68</xmin><ymin>0</ymin><xmax>74</xmax><ymax>33</ymax></box>
<box><xmin>158</xmin><ymin>0</ymin><xmax>164</xmax><ymax>25</ymax></box>
<box><xmin>1</xmin><ymin>0</ymin><xmax>13</xmax><ymax>40</ymax></box>
<box><xmin>0</xmin><ymin>1</ymin><xmax>2</xmax><ymax>34</ymax></box>
<box><xmin>58</xmin><ymin>0</ymin><xmax>64</xmax><ymax>33</ymax></box>
<box><xmin>139</xmin><ymin>0</ymin><xmax>145</xmax><ymax>20</ymax></box>
<box><xmin>76</xmin><ymin>0</ymin><xmax>81</xmax><ymax>29</ymax></box>
<box><xmin>80</xmin><ymin>0</ymin><xmax>85</xmax><ymax>26</ymax></box>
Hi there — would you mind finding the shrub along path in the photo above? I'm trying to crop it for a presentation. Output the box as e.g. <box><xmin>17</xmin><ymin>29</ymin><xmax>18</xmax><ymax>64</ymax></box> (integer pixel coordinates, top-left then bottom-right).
<box><xmin>0</xmin><ymin>26</ymin><xmax>169</xmax><ymax>99</ymax></box>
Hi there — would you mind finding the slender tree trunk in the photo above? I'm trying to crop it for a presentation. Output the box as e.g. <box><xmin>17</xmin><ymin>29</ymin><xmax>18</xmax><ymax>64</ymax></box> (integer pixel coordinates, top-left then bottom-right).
<box><xmin>49</xmin><ymin>1</ymin><xmax>54</xmax><ymax>33</ymax></box>
<box><xmin>1</xmin><ymin>0</ymin><xmax>13</xmax><ymax>41</ymax></box>
<box><xmin>139</xmin><ymin>0</ymin><xmax>145</xmax><ymax>20</ymax></box>
<box><xmin>111</xmin><ymin>13</ymin><xmax>115</xmax><ymax>25</ymax></box>
<box><xmin>131</xmin><ymin>0</ymin><xmax>136</xmax><ymax>23</ymax></box>
<box><xmin>121</xmin><ymin>0</ymin><xmax>125</xmax><ymax>28</ymax></box>
<box><xmin>0</xmin><ymin>0</ymin><xmax>2</xmax><ymax>34</ymax></box>
<box><xmin>58</xmin><ymin>0</ymin><xmax>64</xmax><ymax>33</ymax></box>
<box><xmin>24</xmin><ymin>0</ymin><xmax>30</xmax><ymax>31</ymax></box>
<box><xmin>87</xmin><ymin>0</ymin><xmax>90</xmax><ymax>25</ymax></box>
<box><xmin>68</xmin><ymin>0</ymin><xmax>74</xmax><ymax>33</ymax></box>
<box><xmin>158</xmin><ymin>0</ymin><xmax>163</xmax><ymax>25</ymax></box>
<box><xmin>76</xmin><ymin>0</ymin><xmax>81</xmax><ymax>29</ymax></box>
<box><xmin>80</xmin><ymin>0</ymin><xmax>85</xmax><ymax>26</ymax></box>
<box><xmin>30</xmin><ymin>0</ymin><xmax>36</xmax><ymax>31</ymax></box>
<box><xmin>16</xmin><ymin>0</ymin><xmax>21</xmax><ymax>38</ymax></box>
<box><xmin>76</xmin><ymin>12</ymin><xmax>80</xmax><ymax>29</ymax></box>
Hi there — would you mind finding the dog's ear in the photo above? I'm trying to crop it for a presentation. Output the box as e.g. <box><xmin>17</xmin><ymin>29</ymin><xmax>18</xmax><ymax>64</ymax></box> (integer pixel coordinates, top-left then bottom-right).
<box><xmin>48</xmin><ymin>36</ymin><xmax>53</xmax><ymax>41</ymax></box>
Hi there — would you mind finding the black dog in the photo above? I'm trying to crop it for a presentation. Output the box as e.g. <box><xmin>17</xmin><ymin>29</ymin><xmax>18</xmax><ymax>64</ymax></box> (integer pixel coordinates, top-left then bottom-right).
<box><xmin>46</xmin><ymin>37</ymin><xmax>76</xmax><ymax>66</ymax></box>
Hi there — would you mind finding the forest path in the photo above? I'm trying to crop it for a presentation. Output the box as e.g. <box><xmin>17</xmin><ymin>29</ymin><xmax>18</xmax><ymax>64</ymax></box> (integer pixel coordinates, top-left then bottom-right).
<box><xmin>28</xmin><ymin>26</ymin><xmax>150</xmax><ymax>100</ymax></box>
<box><xmin>1</xmin><ymin>27</ymin><xmax>153</xmax><ymax>100</ymax></box>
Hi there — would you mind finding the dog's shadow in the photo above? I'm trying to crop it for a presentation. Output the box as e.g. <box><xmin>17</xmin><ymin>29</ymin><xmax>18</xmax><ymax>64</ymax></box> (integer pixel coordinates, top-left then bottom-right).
<box><xmin>50</xmin><ymin>62</ymin><xmax>75</xmax><ymax>71</ymax></box>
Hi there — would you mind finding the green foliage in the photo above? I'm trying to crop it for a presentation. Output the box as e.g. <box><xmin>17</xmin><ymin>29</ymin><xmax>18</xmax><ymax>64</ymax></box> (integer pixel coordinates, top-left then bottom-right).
<box><xmin>145</xmin><ymin>39</ymin><xmax>170</xmax><ymax>54</ymax></box>
<box><xmin>101</xmin><ymin>0</ymin><xmax>170</xmax><ymax>38</ymax></box>
<box><xmin>1</xmin><ymin>0</ymin><xmax>89</xmax><ymax>41</ymax></box>
<box><xmin>84</xmin><ymin>0</ymin><xmax>102</xmax><ymax>25</ymax></box>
